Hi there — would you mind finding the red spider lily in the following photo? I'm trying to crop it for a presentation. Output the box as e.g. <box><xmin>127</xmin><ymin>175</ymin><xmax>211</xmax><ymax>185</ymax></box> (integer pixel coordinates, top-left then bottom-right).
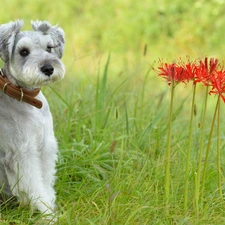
<box><xmin>182</xmin><ymin>62</ymin><xmax>196</xmax><ymax>81</ymax></box>
<box><xmin>157</xmin><ymin>63</ymin><xmax>189</xmax><ymax>86</ymax></box>
<box><xmin>209</xmin><ymin>70</ymin><xmax>225</xmax><ymax>102</ymax></box>
<box><xmin>156</xmin><ymin>57</ymin><xmax>222</xmax><ymax>88</ymax></box>
<box><xmin>194</xmin><ymin>57</ymin><xmax>219</xmax><ymax>85</ymax></box>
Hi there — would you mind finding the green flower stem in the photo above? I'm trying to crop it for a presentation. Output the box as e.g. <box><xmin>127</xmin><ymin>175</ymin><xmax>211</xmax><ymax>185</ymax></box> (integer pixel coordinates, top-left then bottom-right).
<box><xmin>217</xmin><ymin>96</ymin><xmax>222</xmax><ymax>198</ymax></box>
<box><xmin>195</xmin><ymin>86</ymin><xmax>209</xmax><ymax>212</ymax></box>
<box><xmin>201</xmin><ymin>95</ymin><xmax>219</xmax><ymax>203</ymax></box>
<box><xmin>164</xmin><ymin>83</ymin><xmax>175</xmax><ymax>203</ymax></box>
<box><xmin>184</xmin><ymin>84</ymin><xmax>196</xmax><ymax>210</ymax></box>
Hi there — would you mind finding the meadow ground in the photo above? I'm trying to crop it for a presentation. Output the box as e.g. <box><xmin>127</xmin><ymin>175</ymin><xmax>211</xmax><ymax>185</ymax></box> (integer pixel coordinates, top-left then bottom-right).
<box><xmin>1</xmin><ymin>0</ymin><xmax>225</xmax><ymax>224</ymax></box>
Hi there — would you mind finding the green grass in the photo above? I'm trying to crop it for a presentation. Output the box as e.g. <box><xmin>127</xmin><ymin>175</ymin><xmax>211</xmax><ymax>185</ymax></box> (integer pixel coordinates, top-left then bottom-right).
<box><xmin>1</xmin><ymin>0</ymin><xmax>225</xmax><ymax>224</ymax></box>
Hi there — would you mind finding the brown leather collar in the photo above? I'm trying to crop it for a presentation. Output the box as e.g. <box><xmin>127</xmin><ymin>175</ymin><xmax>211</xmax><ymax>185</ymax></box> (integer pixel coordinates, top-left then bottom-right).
<box><xmin>0</xmin><ymin>69</ymin><xmax>42</xmax><ymax>109</ymax></box>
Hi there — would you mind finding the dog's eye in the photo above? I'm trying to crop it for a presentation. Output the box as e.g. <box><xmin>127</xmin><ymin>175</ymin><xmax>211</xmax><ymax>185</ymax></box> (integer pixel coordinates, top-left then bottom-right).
<box><xmin>19</xmin><ymin>48</ymin><xmax>30</xmax><ymax>57</ymax></box>
<box><xmin>46</xmin><ymin>46</ymin><xmax>52</xmax><ymax>53</ymax></box>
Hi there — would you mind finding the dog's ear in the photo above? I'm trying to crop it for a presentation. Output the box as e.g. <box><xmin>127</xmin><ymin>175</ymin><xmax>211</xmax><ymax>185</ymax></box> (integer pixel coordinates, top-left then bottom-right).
<box><xmin>31</xmin><ymin>20</ymin><xmax>65</xmax><ymax>58</ymax></box>
<box><xmin>0</xmin><ymin>20</ymin><xmax>23</xmax><ymax>62</ymax></box>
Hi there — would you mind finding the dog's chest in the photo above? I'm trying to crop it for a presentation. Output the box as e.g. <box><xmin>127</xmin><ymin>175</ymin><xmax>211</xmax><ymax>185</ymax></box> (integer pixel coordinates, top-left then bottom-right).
<box><xmin>0</xmin><ymin>92</ymin><xmax>53</xmax><ymax>150</ymax></box>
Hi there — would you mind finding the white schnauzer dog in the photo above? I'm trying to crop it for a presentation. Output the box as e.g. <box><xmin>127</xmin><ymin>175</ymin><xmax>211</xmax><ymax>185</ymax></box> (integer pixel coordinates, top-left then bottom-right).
<box><xmin>0</xmin><ymin>20</ymin><xmax>65</xmax><ymax>219</ymax></box>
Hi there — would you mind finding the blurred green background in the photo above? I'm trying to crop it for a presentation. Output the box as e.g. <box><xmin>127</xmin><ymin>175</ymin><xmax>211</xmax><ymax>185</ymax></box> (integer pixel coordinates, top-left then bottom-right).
<box><xmin>2</xmin><ymin>0</ymin><xmax>225</xmax><ymax>79</ymax></box>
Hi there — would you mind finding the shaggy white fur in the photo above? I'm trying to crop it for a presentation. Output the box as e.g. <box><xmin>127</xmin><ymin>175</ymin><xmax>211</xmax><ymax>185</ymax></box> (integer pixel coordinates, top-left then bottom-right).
<box><xmin>0</xmin><ymin>20</ymin><xmax>65</xmax><ymax>221</ymax></box>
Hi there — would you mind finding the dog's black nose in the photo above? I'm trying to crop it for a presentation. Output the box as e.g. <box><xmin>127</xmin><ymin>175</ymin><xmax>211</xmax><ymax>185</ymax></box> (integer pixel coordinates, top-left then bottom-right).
<box><xmin>41</xmin><ymin>64</ymin><xmax>54</xmax><ymax>76</ymax></box>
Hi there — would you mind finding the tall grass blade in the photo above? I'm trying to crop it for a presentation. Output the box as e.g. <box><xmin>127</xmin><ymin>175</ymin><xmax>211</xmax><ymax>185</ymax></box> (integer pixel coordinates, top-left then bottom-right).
<box><xmin>95</xmin><ymin>54</ymin><xmax>110</xmax><ymax>130</ymax></box>
<box><xmin>124</xmin><ymin>96</ymin><xmax>129</xmax><ymax>135</ymax></box>
<box><xmin>138</xmin><ymin>105</ymin><xmax>165</xmax><ymax>150</ymax></box>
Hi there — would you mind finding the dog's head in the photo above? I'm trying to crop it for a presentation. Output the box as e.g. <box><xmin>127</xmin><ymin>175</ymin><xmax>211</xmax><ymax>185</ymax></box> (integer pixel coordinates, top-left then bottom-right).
<box><xmin>0</xmin><ymin>20</ymin><xmax>65</xmax><ymax>88</ymax></box>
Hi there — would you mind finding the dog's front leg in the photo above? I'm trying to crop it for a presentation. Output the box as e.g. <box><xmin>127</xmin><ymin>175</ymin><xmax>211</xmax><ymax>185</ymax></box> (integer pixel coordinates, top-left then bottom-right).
<box><xmin>40</xmin><ymin>135</ymin><xmax>58</xmax><ymax>205</ymax></box>
<box><xmin>3</xmin><ymin>150</ymin><xmax>56</xmax><ymax>215</ymax></box>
